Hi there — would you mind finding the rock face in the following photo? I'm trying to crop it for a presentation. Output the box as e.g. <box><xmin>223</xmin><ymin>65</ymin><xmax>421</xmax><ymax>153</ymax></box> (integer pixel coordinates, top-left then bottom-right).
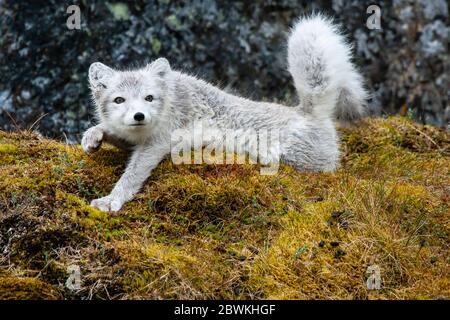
<box><xmin>0</xmin><ymin>1</ymin><xmax>448</xmax><ymax>141</ymax></box>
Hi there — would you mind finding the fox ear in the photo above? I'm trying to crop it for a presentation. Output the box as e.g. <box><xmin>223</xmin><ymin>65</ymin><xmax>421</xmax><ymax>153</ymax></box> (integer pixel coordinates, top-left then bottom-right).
<box><xmin>89</xmin><ymin>62</ymin><xmax>114</xmax><ymax>89</ymax></box>
<box><xmin>146</xmin><ymin>58</ymin><xmax>171</xmax><ymax>77</ymax></box>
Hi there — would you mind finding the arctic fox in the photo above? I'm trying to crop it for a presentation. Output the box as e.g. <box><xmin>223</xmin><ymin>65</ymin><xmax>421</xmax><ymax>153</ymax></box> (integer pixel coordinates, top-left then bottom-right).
<box><xmin>82</xmin><ymin>15</ymin><xmax>367</xmax><ymax>212</ymax></box>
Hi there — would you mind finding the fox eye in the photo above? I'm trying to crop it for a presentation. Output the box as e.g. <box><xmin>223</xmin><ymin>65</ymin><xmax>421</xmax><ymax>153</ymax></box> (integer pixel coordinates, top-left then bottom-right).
<box><xmin>145</xmin><ymin>95</ymin><xmax>153</xmax><ymax>102</ymax></box>
<box><xmin>114</xmin><ymin>97</ymin><xmax>125</xmax><ymax>104</ymax></box>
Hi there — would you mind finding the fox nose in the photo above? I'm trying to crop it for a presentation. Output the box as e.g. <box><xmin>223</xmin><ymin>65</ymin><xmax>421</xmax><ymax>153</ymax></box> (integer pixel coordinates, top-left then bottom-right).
<box><xmin>134</xmin><ymin>112</ymin><xmax>145</xmax><ymax>122</ymax></box>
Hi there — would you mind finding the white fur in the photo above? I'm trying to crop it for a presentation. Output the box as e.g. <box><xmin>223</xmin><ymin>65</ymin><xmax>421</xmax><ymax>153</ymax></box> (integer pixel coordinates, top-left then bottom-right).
<box><xmin>82</xmin><ymin>15</ymin><xmax>367</xmax><ymax>212</ymax></box>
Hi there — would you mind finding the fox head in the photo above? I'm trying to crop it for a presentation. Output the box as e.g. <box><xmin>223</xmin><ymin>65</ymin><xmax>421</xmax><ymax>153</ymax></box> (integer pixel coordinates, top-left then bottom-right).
<box><xmin>88</xmin><ymin>58</ymin><xmax>171</xmax><ymax>136</ymax></box>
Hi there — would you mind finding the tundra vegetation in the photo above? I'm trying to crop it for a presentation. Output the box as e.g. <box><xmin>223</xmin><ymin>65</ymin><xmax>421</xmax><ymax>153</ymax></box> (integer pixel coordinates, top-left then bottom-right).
<box><xmin>0</xmin><ymin>117</ymin><xmax>449</xmax><ymax>299</ymax></box>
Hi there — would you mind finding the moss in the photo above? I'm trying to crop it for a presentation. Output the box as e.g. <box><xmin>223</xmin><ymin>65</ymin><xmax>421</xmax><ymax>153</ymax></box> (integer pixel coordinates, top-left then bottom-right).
<box><xmin>0</xmin><ymin>117</ymin><xmax>449</xmax><ymax>299</ymax></box>
<box><xmin>0</xmin><ymin>277</ymin><xmax>61</xmax><ymax>300</ymax></box>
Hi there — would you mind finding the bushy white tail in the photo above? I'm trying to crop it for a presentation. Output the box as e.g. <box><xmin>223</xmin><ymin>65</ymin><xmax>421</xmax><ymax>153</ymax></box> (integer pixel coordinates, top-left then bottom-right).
<box><xmin>287</xmin><ymin>15</ymin><xmax>367</xmax><ymax>120</ymax></box>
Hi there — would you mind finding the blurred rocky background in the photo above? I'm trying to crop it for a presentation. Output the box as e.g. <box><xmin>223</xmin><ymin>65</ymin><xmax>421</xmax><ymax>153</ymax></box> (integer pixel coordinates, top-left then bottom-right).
<box><xmin>0</xmin><ymin>0</ymin><xmax>448</xmax><ymax>142</ymax></box>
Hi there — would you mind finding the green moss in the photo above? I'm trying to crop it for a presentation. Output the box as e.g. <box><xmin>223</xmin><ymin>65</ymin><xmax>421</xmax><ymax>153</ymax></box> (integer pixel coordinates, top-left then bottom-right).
<box><xmin>0</xmin><ymin>117</ymin><xmax>449</xmax><ymax>299</ymax></box>
<box><xmin>0</xmin><ymin>277</ymin><xmax>61</xmax><ymax>300</ymax></box>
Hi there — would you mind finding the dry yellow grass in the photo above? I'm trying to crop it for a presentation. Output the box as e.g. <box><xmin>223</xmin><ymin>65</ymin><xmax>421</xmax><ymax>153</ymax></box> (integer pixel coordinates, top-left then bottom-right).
<box><xmin>0</xmin><ymin>117</ymin><xmax>448</xmax><ymax>299</ymax></box>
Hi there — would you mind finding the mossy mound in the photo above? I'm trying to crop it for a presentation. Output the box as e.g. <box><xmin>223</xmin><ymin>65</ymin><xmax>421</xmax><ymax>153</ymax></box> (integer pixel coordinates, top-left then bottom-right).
<box><xmin>0</xmin><ymin>277</ymin><xmax>61</xmax><ymax>300</ymax></box>
<box><xmin>0</xmin><ymin>117</ymin><xmax>449</xmax><ymax>299</ymax></box>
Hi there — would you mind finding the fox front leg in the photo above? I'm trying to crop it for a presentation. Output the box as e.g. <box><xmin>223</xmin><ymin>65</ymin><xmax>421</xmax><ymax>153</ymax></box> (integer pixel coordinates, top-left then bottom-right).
<box><xmin>81</xmin><ymin>125</ymin><xmax>104</xmax><ymax>154</ymax></box>
<box><xmin>90</xmin><ymin>142</ymin><xmax>169</xmax><ymax>212</ymax></box>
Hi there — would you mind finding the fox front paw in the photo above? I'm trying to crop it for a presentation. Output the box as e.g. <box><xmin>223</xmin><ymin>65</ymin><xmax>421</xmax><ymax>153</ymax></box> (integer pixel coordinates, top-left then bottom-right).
<box><xmin>81</xmin><ymin>126</ymin><xmax>104</xmax><ymax>154</ymax></box>
<box><xmin>90</xmin><ymin>195</ymin><xmax>124</xmax><ymax>212</ymax></box>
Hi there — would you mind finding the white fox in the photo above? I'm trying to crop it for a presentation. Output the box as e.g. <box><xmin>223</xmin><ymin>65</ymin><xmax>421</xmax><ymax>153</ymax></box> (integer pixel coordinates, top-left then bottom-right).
<box><xmin>82</xmin><ymin>15</ymin><xmax>367</xmax><ymax>212</ymax></box>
